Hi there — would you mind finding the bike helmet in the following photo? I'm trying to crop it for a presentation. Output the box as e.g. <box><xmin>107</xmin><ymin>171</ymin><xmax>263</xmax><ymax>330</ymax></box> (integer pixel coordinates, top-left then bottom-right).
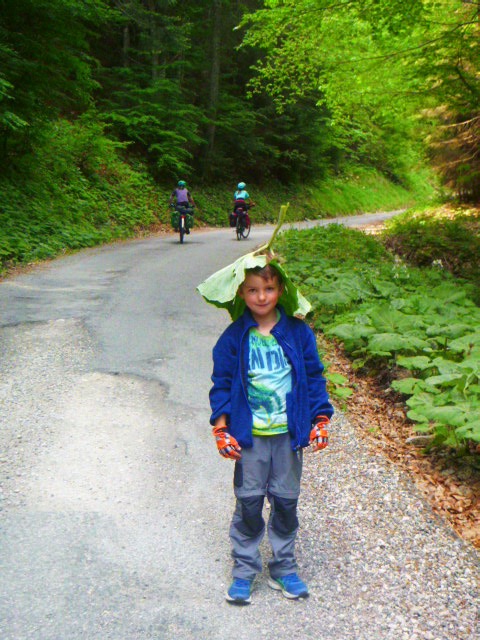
<box><xmin>178</xmin><ymin>180</ymin><xmax>187</xmax><ymax>187</ymax></box>
<box><xmin>237</xmin><ymin>182</ymin><xmax>246</xmax><ymax>190</ymax></box>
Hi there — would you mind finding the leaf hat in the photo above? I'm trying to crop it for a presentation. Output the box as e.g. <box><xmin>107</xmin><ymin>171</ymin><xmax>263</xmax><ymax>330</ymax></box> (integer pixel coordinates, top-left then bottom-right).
<box><xmin>197</xmin><ymin>204</ymin><xmax>311</xmax><ymax>321</ymax></box>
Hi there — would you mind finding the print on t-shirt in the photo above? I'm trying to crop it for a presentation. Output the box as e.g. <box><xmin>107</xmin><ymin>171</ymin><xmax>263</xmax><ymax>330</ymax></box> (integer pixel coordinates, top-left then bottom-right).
<box><xmin>248</xmin><ymin>330</ymin><xmax>292</xmax><ymax>435</ymax></box>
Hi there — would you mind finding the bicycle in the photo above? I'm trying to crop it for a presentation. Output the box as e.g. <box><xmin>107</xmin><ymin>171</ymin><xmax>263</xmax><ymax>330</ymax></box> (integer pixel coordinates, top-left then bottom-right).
<box><xmin>234</xmin><ymin>204</ymin><xmax>252</xmax><ymax>240</ymax></box>
<box><xmin>171</xmin><ymin>204</ymin><xmax>194</xmax><ymax>244</ymax></box>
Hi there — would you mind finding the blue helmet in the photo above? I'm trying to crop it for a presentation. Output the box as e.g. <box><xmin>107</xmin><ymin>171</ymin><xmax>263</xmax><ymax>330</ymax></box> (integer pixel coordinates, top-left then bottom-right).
<box><xmin>237</xmin><ymin>182</ymin><xmax>246</xmax><ymax>190</ymax></box>
<box><xmin>178</xmin><ymin>180</ymin><xmax>187</xmax><ymax>187</ymax></box>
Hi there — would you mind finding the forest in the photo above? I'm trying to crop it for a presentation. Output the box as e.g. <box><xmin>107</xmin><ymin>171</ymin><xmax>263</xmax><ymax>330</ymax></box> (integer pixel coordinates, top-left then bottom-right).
<box><xmin>1</xmin><ymin>1</ymin><xmax>478</xmax><ymax>256</ymax></box>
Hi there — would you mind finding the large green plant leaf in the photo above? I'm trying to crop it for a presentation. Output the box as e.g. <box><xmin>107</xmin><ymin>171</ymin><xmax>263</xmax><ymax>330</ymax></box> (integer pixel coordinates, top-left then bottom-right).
<box><xmin>391</xmin><ymin>377</ymin><xmax>426</xmax><ymax>395</ymax></box>
<box><xmin>406</xmin><ymin>416</ymin><xmax>433</xmax><ymax>430</ymax></box>
<box><xmin>371</xmin><ymin>279</ymin><xmax>400</xmax><ymax>298</ymax></box>
<box><xmin>406</xmin><ymin>403</ymin><xmax>463</xmax><ymax>428</ymax></box>
<box><xmin>456</xmin><ymin>420</ymin><xmax>480</xmax><ymax>444</ymax></box>
<box><xmin>425</xmin><ymin>323</ymin><xmax>473</xmax><ymax>338</ymax></box>
<box><xmin>326</xmin><ymin>324</ymin><xmax>376</xmax><ymax>341</ymax></box>
<box><xmin>325</xmin><ymin>372</ymin><xmax>350</xmax><ymax>385</ymax></box>
<box><xmin>424</xmin><ymin>373</ymin><xmax>465</xmax><ymax>387</ymax></box>
<box><xmin>449</xmin><ymin>332</ymin><xmax>480</xmax><ymax>354</ymax></box>
<box><xmin>197</xmin><ymin>204</ymin><xmax>312</xmax><ymax>320</ymax></box>
<box><xmin>406</xmin><ymin>391</ymin><xmax>438</xmax><ymax>411</ymax></box>
<box><xmin>315</xmin><ymin>290</ymin><xmax>354</xmax><ymax>306</ymax></box>
<box><xmin>396</xmin><ymin>355</ymin><xmax>433</xmax><ymax>370</ymax></box>
<box><xmin>367</xmin><ymin>333</ymin><xmax>429</xmax><ymax>356</ymax></box>
<box><xmin>367</xmin><ymin>304</ymin><xmax>426</xmax><ymax>334</ymax></box>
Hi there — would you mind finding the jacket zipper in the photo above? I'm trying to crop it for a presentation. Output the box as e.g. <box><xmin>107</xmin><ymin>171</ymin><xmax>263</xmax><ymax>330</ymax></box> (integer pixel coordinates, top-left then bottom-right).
<box><xmin>272</xmin><ymin>328</ymin><xmax>301</xmax><ymax>448</ymax></box>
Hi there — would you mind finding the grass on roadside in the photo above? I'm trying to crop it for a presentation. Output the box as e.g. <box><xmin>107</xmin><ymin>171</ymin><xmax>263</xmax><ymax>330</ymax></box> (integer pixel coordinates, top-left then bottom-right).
<box><xmin>382</xmin><ymin>205</ymin><xmax>480</xmax><ymax>300</ymax></box>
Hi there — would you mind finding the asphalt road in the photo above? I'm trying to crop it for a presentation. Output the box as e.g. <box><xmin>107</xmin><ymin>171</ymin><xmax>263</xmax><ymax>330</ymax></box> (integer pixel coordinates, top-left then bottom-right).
<box><xmin>0</xmin><ymin>212</ymin><xmax>478</xmax><ymax>640</ymax></box>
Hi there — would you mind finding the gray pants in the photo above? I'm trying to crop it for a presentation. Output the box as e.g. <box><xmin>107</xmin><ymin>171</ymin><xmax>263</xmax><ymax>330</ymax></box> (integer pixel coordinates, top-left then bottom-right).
<box><xmin>229</xmin><ymin>433</ymin><xmax>303</xmax><ymax>580</ymax></box>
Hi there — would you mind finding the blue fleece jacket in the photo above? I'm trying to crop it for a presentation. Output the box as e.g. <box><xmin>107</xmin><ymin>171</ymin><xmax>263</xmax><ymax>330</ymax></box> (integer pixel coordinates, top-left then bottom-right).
<box><xmin>209</xmin><ymin>306</ymin><xmax>334</xmax><ymax>450</ymax></box>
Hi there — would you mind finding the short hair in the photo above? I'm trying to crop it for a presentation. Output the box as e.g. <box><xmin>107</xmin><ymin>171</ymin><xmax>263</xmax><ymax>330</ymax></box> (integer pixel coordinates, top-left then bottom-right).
<box><xmin>244</xmin><ymin>263</ymin><xmax>283</xmax><ymax>285</ymax></box>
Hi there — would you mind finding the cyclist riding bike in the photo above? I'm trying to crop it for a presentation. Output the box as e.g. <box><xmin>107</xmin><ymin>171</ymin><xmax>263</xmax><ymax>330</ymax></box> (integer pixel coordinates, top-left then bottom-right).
<box><xmin>170</xmin><ymin>180</ymin><xmax>196</xmax><ymax>233</ymax></box>
<box><xmin>230</xmin><ymin>181</ymin><xmax>255</xmax><ymax>228</ymax></box>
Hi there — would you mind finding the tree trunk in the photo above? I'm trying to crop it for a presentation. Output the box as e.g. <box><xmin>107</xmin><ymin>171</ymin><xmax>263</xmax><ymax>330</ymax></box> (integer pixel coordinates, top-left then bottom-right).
<box><xmin>146</xmin><ymin>0</ymin><xmax>160</xmax><ymax>81</ymax></box>
<box><xmin>122</xmin><ymin>26</ymin><xmax>130</xmax><ymax>68</ymax></box>
<box><xmin>203</xmin><ymin>0</ymin><xmax>222</xmax><ymax>178</ymax></box>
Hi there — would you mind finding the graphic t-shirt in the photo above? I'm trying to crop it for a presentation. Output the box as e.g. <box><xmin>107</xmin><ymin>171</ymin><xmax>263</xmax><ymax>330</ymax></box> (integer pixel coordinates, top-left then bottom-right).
<box><xmin>247</xmin><ymin>328</ymin><xmax>292</xmax><ymax>436</ymax></box>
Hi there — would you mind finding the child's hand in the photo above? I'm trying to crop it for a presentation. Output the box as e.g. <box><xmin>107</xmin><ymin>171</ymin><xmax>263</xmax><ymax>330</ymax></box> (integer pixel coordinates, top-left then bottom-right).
<box><xmin>310</xmin><ymin>415</ymin><xmax>329</xmax><ymax>452</ymax></box>
<box><xmin>212</xmin><ymin>425</ymin><xmax>242</xmax><ymax>460</ymax></box>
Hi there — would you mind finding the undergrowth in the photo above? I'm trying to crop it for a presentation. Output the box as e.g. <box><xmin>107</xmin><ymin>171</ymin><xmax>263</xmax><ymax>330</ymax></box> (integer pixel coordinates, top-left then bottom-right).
<box><xmin>302</xmin><ymin>165</ymin><xmax>435</xmax><ymax>218</ymax></box>
<box><xmin>382</xmin><ymin>205</ymin><xmax>480</xmax><ymax>301</ymax></box>
<box><xmin>274</xmin><ymin>223</ymin><xmax>480</xmax><ymax>456</ymax></box>
<box><xmin>0</xmin><ymin>117</ymin><xmax>164</xmax><ymax>273</ymax></box>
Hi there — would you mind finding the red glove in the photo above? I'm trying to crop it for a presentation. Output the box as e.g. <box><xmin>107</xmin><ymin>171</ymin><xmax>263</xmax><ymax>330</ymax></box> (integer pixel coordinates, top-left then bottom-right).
<box><xmin>310</xmin><ymin>415</ymin><xmax>329</xmax><ymax>452</ymax></box>
<box><xmin>212</xmin><ymin>425</ymin><xmax>242</xmax><ymax>460</ymax></box>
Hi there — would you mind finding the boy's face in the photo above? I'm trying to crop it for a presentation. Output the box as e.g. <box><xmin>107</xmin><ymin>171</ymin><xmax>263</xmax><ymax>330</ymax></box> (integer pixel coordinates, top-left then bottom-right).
<box><xmin>238</xmin><ymin>273</ymin><xmax>283</xmax><ymax>321</ymax></box>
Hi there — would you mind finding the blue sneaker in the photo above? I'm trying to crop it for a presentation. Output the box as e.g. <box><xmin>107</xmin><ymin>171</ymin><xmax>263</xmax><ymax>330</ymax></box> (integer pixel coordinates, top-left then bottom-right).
<box><xmin>226</xmin><ymin>578</ymin><xmax>252</xmax><ymax>605</ymax></box>
<box><xmin>268</xmin><ymin>573</ymin><xmax>309</xmax><ymax>599</ymax></box>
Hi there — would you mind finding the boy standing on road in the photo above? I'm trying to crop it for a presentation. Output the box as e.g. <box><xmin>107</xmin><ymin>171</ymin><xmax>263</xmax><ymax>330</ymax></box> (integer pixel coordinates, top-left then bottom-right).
<box><xmin>208</xmin><ymin>261</ymin><xmax>334</xmax><ymax>605</ymax></box>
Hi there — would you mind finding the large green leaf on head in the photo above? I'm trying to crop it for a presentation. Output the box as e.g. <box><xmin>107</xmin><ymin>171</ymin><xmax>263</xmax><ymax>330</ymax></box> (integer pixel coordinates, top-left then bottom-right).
<box><xmin>196</xmin><ymin>204</ymin><xmax>311</xmax><ymax>321</ymax></box>
<box><xmin>197</xmin><ymin>252</ymin><xmax>311</xmax><ymax>321</ymax></box>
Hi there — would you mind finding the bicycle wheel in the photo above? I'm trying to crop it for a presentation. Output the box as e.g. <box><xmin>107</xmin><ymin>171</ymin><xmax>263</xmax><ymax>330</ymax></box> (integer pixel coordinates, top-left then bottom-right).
<box><xmin>241</xmin><ymin>218</ymin><xmax>251</xmax><ymax>239</ymax></box>
<box><xmin>236</xmin><ymin>217</ymin><xmax>243</xmax><ymax>241</ymax></box>
<box><xmin>179</xmin><ymin>215</ymin><xmax>185</xmax><ymax>243</ymax></box>
<box><xmin>236</xmin><ymin>216</ymin><xmax>250</xmax><ymax>240</ymax></box>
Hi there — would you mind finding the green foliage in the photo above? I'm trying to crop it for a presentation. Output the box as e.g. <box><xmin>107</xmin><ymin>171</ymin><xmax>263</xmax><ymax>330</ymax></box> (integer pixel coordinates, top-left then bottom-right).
<box><xmin>408</xmin><ymin>1</ymin><xmax>480</xmax><ymax>200</ymax></box>
<box><xmin>240</xmin><ymin>0</ymin><xmax>430</xmax><ymax>184</ymax></box>
<box><xmin>302</xmin><ymin>166</ymin><xmax>434</xmax><ymax>217</ymax></box>
<box><xmin>200</xmin><ymin>93</ymin><xmax>334</xmax><ymax>183</ymax></box>
<box><xmin>0</xmin><ymin>131</ymin><xmax>427</xmax><ymax>275</ymax></box>
<box><xmin>99</xmin><ymin>73</ymin><xmax>204</xmax><ymax>179</ymax></box>
<box><xmin>241</xmin><ymin>0</ymin><xmax>480</xmax><ymax>199</ymax></box>
<box><xmin>193</xmin><ymin>167</ymin><xmax>428</xmax><ymax>227</ymax></box>
<box><xmin>0</xmin><ymin>116</ymin><xmax>163</xmax><ymax>269</ymax></box>
<box><xmin>382</xmin><ymin>206</ymin><xmax>480</xmax><ymax>298</ymax></box>
<box><xmin>1</xmin><ymin>0</ymin><xmax>478</xmax><ymax>193</ymax></box>
<box><xmin>0</xmin><ymin>114</ymin><xmax>426</xmax><ymax>274</ymax></box>
<box><xmin>0</xmin><ymin>0</ymin><xmax>110</xmax><ymax>161</ymax></box>
<box><xmin>324</xmin><ymin>371</ymin><xmax>354</xmax><ymax>402</ymax></box>
<box><xmin>274</xmin><ymin>224</ymin><xmax>480</xmax><ymax>451</ymax></box>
